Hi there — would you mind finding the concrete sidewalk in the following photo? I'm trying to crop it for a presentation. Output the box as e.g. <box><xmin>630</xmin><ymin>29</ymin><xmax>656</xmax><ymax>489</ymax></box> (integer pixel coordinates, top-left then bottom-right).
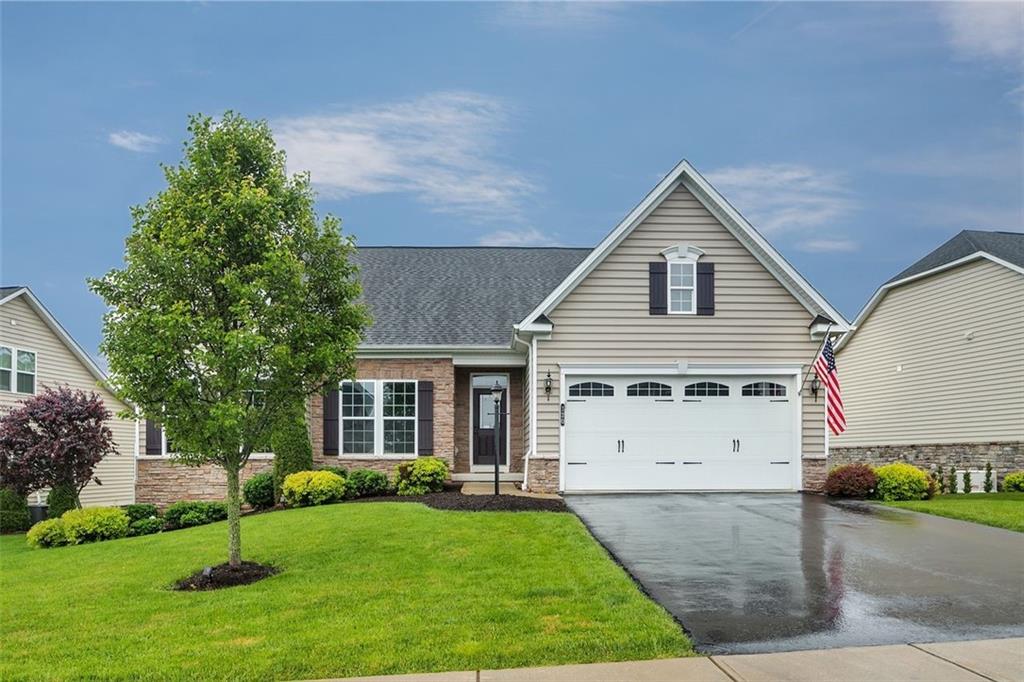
<box><xmin>327</xmin><ymin>637</ymin><xmax>1024</xmax><ymax>682</ymax></box>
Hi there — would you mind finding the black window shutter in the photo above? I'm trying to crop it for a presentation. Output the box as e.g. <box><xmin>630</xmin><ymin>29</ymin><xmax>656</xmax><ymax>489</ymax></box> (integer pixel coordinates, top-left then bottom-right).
<box><xmin>145</xmin><ymin>420</ymin><xmax>163</xmax><ymax>455</ymax></box>
<box><xmin>323</xmin><ymin>388</ymin><xmax>339</xmax><ymax>456</ymax></box>
<box><xmin>697</xmin><ymin>262</ymin><xmax>715</xmax><ymax>316</ymax></box>
<box><xmin>649</xmin><ymin>262</ymin><xmax>667</xmax><ymax>315</ymax></box>
<box><xmin>418</xmin><ymin>381</ymin><xmax>434</xmax><ymax>455</ymax></box>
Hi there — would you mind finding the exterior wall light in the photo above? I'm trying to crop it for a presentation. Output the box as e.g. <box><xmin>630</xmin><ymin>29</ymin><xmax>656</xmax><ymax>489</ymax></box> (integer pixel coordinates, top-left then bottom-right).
<box><xmin>544</xmin><ymin>370</ymin><xmax>552</xmax><ymax>398</ymax></box>
<box><xmin>810</xmin><ymin>374</ymin><xmax>821</xmax><ymax>401</ymax></box>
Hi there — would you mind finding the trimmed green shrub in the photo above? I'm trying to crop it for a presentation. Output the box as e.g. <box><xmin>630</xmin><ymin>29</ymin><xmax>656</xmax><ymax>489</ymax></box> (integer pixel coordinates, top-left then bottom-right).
<box><xmin>0</xmin><ymin>486</ymin><xmax>31</xmax><ymax>533</ymax></box>
<box><xmin>984</xmin><ymin>463</ymin><xmax>994</xmax><ymax>493</ymax></box>
<box><xmin>395</xmin><ymin>457</ymin><xmax>448</xmax><ymax>496</ymax></box>
<box><xmin>320</xmin><ymin>466</ymin><xmax>348</xmax><ymax>479</ymax></box>
<box><xmin>271</xmin><ymin>406</ymin><xmax>314</xmax><ymax>502</ymax></box>
<box><xmin>935</xmin><ymin>465</ymin><xmax>946</xmax><ymax>494</ymax></box>
<box><xmin>27</xmin><ymin>518</ymin><xmax>70</xmax><ymax>548</ymax></box>
<box><xmin>962</xmin><ymin>470</ymin><xmax>973</xmax><ymax>494</ymax></box>
<box><xmin>947</xmin><ymin>467</ymin><xmax>958</xmax><ymax>494</ymax></box>
<box><xmin>243</xmin><ymin>471</ymin><xmax>275</xmax><ymax>510</ymax></box>
<box><xmin>61</xmin><ymin>507</ymin><xmax>130</xmax><ymax>544</ymax></box>
<box><xmin>163</xmin><ymin>501</ymin><xmax>228</xmax><ymax>529</ymax></box>
<box><xmin>824</xmin><ymin>464</ymin><xmax>876</xmax><ymax>498</ymax></box>
<box><xmin>124</xmin><ymin>503</ymin><xmax>159</xmax><ymax>524</ymax></box>
<box><xmin>874</xmin><ymin>462</ymin><xmax>932</xmax><ymax>501</ymax></box>
<box><xmin>281</xmin><ymin>470</ymin><xmax>346</xmax><ymax>507</ymax></box>
<box><xmin>345</xmin><ymin>469</ymin><xmax>390</xmax><ymax>499</ymax></box>
<box><xmin>46</xmin><ymin>483</ymin><xmax>79</xmax><ymax>518</ymax></box>
<box><xmin>1003</xmin><ymin>471</ymin><xmax>1024</xmax><ymax>492</ymax></box>
<box><xmin>128</xmin><ymin>517</ymin><xmax>163</xmax><ymax>537</ymax></box>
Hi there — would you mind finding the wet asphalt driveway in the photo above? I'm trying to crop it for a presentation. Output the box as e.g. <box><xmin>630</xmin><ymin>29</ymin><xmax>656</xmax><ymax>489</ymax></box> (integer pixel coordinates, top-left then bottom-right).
<box><xmin>567</xmin><ymin>493</ymin><xmax>1024</xmax><ymax>654</ymax></box>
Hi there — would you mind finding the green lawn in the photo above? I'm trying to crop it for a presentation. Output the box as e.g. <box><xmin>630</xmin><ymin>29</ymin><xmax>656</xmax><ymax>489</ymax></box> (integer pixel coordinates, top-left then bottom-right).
<box><xmin>884</xmin><ymin>492</ymin><xmax>1024</xmax><ymax>532</ymax></box>
<box><xmin>0</xmin><ymin>502</ymin><xmax>690</xmax><ymax>681</ymax></box>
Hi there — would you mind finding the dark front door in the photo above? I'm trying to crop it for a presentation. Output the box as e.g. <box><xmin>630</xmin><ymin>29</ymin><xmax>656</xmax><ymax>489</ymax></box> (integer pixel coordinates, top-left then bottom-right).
<box><xmin>472</xmin><ymin>387</ymin><xmax>507</xmax><ymax>466</ymax></box>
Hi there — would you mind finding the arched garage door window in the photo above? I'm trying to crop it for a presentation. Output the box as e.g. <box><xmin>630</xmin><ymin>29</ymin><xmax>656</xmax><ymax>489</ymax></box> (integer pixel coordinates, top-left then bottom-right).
<box><xmin>741</xmin><ymin>381</ymin><xmax>786</xmax><ymax>397</ymax></box>
<box><xmin>626</xmin><ymin>381</ymin><xmax>671</xmax><ymax>397</ymax></box>
<box><xmin>684</xmin><ymin>381</ymin><xmax>729</xmax><ymax>397</ymax></box>
<box><xmin>568</xmin><ymin>381</ymin><xmax>614</xmax><ymax>397</ymax></box>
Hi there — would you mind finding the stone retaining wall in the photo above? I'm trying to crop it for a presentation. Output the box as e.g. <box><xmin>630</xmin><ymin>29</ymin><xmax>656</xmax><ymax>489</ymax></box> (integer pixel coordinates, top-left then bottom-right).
<box><xmin>829</xmin><ymin>441</ymin><xmax>1023</xmax><ymax>487</ymax></box>
<box><xmin>525</xmin><ymin>458</ymin><xmax>559</xmax><ymax>493</ymax></box>
<box><xmin>135</xmin><ymin>458</ymin><xmax>273</xmax><ymax>508</ymax></box>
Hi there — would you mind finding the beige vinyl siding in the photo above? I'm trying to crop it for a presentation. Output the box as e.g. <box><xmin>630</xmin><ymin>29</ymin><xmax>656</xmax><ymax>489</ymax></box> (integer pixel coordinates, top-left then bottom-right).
<box><xmin>534</xmin><ymin>185</ymin><xmax>824</xmax><ymax>461</ymax></box>
<box><xmin>0</xmin><ymin>296</ymin><xmax>135</xmax><ymax>507</ymax></box>
<box><xmin>833</xmin><ymin>259</ymin><xmax>1024</xmax><ymax>447</ymax></box>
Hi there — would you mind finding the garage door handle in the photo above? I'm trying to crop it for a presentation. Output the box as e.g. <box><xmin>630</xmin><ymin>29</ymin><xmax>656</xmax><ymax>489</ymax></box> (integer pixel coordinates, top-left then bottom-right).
<box><xmin>770</xmin><ymin>461</ymin><xmax>790</xmax><ymax>465</ymax></box>
<box><xmin>567</xmin><ymin>461</ymin><xmax>587</xmax><ymax>465</ymax></box>
<box><xmin>683</xmin><ymin>461</ymin><xmax>702</xmax><ymax>465</ymax></box>
<box><xmin>655</xmin><ymin>461</ymin><xmax>675</xmax><ymax>465</ymax></box>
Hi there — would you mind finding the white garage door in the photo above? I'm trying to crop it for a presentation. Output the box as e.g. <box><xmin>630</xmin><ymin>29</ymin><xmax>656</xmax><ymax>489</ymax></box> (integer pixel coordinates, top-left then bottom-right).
<box><xmin>563</xmin><ymin>375</ymin><xmax>798</xmax><ymax>492</ymax></box>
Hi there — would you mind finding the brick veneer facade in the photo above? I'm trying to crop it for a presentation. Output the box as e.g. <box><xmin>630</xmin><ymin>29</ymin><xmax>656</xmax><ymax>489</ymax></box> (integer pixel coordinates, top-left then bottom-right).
<box><xmin>453</xmin><ymin>367</ymin><xmax>526</xmax><ymax>474</ymax></box>
<box><xmin>830</xmin><ymin>441</ymin><xmax>1023</xmax><ymax>487</ymax></box>
<box><xmin>135</xmin><ymin>458</ymin><xmax>273</xmax><ymax>508</ymax></box>
<box><xmin>310</xmin><ymin>358</ymin><xmax>457</xmax><ymax>473</ymax></box>
<box><xmin>801</xmin><ymin>458</ymin><xmax>827</xmax><ymax>493</ymax></box>
<box><xmin>526</xmin><ymin>458</ymin><xmax>559</xmax><ymax>493</ymax></box>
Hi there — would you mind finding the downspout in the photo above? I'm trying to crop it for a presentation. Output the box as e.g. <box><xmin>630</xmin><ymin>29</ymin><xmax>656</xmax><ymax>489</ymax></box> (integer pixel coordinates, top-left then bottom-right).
<box><xmin>511</xmin><ymin>329</ymin><xmax>532</xmax><ymax>490</ymax></box>
<box><xmin>133</xmin><ymin>406</ymin><xmax>140</xmax><ymax>504</ymax></box>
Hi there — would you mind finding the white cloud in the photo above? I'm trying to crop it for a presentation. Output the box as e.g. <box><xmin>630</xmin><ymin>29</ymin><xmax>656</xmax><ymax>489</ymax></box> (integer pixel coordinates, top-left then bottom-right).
<box><xmin>487</xmin><ymin>2</ymin><xmax>622</xmax><ymax>31</ymax></box>
<box><xmin>705</xmin><ymin>163</ymin><xmax>857</xmax><ymax>240</ymax></box>
<box><xmin>478</xmin><ymin>227</ymin><xmax>561</xmax><ymax>246</ymax></box>
<box><xmin>938</xmin><ymin>1</ymin><xmax>1023</xmax><ymax>63</ymax></box>
<box><xmin>796</xmin><ymin>238</ymin><xmax>859</xmax><ymax>253</ymax></box>
<box><xmin>274</xmin><ymin>92</ymin><xmax>536</xmax><ymax>222</ymax></box>
<box><xmin>108</xmin><ymin>130</ymin><xmax>162</xmax><ymax>153</ymax></box>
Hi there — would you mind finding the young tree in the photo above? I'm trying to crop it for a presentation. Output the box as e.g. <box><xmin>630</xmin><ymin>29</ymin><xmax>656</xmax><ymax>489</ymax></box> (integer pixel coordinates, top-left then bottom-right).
<box><xmin>0</xmin><ymin>386</ymin><xmax>117</xmax><ymax>515</ymax></box>
<box><xmin>91</xmin><ymin>112</ymin><xmax>368</xmax><ymax>568</ymax></box>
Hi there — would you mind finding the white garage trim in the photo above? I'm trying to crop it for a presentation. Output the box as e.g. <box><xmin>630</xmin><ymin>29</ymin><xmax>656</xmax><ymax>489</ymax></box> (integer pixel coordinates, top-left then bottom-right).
<box><xmin>558</xmin><ymin>363</ymin><xmax>803</xmax><ymax>492</ymax></box>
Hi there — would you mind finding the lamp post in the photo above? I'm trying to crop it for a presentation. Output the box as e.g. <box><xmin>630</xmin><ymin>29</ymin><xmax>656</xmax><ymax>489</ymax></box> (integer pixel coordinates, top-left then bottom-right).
<box><xmin>491</xmin><ymin>380</ymin><xmax>503</xmax><ymax>496</ymax></box>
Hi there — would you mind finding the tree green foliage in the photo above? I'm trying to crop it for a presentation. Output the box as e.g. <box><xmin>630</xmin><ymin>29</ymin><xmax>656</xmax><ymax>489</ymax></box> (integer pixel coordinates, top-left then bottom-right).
<box><xmin>163</xmin><ymin>501</ymin><xmax>228</xmax><ymax>530</ymax></box>
<box><xmin>1003</xmin><ymin>472</ymin><xmax>1024</xmax><ymax>492</ymax></box>
<box><xmin>984</xmin><ymin>463</ymin><xmax>993</xmax><ymax>493</ymax></box>
<box><xmin>344</xmin><ymin>469</ymin><xmax>390</xmax><ymax>499</ymax></box>
<box><xmin>47</xmin><ymin>484</ymin><xmax>79</xmax><ymax>518</ymax></box>
<box><xmin>271</xmin><ymin>405</ymin><xmax>314</xmax><ymax>502</ymax></box>
<box><xmin>124</xmin><ymin>504</ymin><xmax>159</xmax><ymax>524</ymax></box>
<box><xmin>90</xmin><ymin>112</ymin><xmax>368</xmax><ymax>566</ymax></box>
<box><xmin>935</xmin><ymin>465</ymin><xmax>945</xmax><ymax>494</ymax></box>
<box><xmin>947</xmin><ymin>467</ymin><xmax>959</xmax><ymax>494</ymax></box>
<box><xmin>962</xmin><ymin>470</ymin><xmax>973</xmax><ymax>494</ymax></box>
<box><xmin>0</xmin><ymin>487</ymin><xmax>31</xmax><ymax>533</ymax></box>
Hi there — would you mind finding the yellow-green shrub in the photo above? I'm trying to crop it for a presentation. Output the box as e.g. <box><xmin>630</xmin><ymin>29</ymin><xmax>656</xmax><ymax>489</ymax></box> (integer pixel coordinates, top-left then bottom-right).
<box><xmin>874</xmin><ymin>462</ymin><xmax>932</xmax><ymax>501</ymax></box>
<box><xmin>61</xmin><ymin>507</ymin><xmax>130</xmax><ymax>543</ymax></box>
<box><xmin>1003</xmin><ymin>471</ymin><xmax>1024</xmax><ymax>492</ymax></box>
<box><xmin>395</xmin><ymin>457</ymin><xmax>448</xmax><ymax>496</ymax></box>
<box><xmin>27</xmin><ymin>518</ymin><xmax>71</xmax><ymax>548</ymax></box>
<box><xmin>281</xmin><ymin>470</ymin><xmax>346</xmax><ymax>507</ymax></box>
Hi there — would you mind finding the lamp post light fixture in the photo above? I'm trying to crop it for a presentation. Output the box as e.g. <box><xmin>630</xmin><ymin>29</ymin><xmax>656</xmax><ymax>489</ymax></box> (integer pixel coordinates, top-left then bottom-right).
<box><xmin>810</xmin><ymin>374</ymin><xmax>821</xmax><ymax>401</ymax></box>
<box><xmin>491</xmin><ymin>380</ymin><xmax>503</xmax><ymax>496</ymax></box>
<box><xmin>544</xmin><ymin>370</ymin><xmax>552</xmax><ymax>398</ymax></box>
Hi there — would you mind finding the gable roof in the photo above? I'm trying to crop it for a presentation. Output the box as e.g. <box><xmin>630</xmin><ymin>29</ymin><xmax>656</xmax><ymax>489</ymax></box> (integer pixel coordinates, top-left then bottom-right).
<box><xmin>887</xmin><ymin>230</ymin><xmax>1024</xmax><ymax>283</ymax></box>
<box><xmin>517</xmin><ymin>160</ymin><xmax>851</xmax><ymax>331</ymax></box>
<box><xmin>0</xmin><ymin>286</ymin><xmax>112</xmax><ymax>389</ymax></box>
<box><xmin>354</xmin><ymin>247</ymin><xmax>590</xmax><ymax>347</ymax></box>
<box><xmin>837</xmin><ymin>230</ymin><xmax>1024</xmax><ymax>351</ymax></box>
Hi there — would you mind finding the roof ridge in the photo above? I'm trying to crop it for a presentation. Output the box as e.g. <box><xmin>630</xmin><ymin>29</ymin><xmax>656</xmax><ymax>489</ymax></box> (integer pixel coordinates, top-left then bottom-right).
<box><xmin>355</xmin><ymin>245</ymin><xmax>592</xmax><ymax>251</ymax></box>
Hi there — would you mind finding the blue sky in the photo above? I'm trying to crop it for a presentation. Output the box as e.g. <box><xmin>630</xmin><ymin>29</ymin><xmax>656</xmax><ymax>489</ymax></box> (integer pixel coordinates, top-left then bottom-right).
<box><xmin>3</xmin><ymin>2</ymin><xmax>1022</xmax><ymax>364</ymax></box>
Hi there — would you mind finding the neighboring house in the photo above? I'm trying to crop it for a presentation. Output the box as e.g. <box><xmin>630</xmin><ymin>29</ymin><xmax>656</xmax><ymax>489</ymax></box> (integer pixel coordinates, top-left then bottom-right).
<box><xmin>135</xmin><ymin>160</ymin><xmax>851</xmax><ymax>500</ymax></box>
<box><xmin>0</xmin><ymin>286</ymin><xmax>136</xmax><ymax>507</ymax></box>
<box><xmin>831</xmin><ymin>230</ymin><xmax>1024</xmax><ymax>482</ymax></box>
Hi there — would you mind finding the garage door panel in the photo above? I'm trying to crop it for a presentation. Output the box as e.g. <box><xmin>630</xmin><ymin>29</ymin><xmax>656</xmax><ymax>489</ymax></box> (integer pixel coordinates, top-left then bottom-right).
<box><xmin>563</xmin><ymin>374</ymin><xmax>798</xmax><ymax>492</ymax></box>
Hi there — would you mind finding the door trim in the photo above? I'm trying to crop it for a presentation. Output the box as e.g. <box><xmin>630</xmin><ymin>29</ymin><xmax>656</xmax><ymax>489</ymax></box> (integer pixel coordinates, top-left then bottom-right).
<box><xmin>558</xmin><ymin>364</ymin><xmax>804</xmax><ymax>492</ymax></box>
<box><xmin>469</xmin><ymin>372</ymin><xmax>511</xmax><ymax>473</ymax></box>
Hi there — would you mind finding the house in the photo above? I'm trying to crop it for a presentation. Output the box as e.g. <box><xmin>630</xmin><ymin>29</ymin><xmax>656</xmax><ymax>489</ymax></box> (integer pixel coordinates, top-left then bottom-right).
<box><xmin>830</xmin><ymin>230</ymin><xmax>1024</xmax><ymax>483</ymax></box>
<box><xmin>0</xmin><ymin>286</ymin><xmax>136</xmax><ymax>507</ymax></box>
<box><xmin>135</xmin><ymin>160</ymin><xmax>851</xmax><ymax>500</ymax></box>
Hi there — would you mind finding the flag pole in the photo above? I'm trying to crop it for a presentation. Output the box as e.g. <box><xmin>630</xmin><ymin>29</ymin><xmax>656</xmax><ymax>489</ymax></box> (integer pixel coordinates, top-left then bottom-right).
<box><xmin>800</xmin><ymin>323</ymin><xmax>833</xmax><ymax>395</ymax></box>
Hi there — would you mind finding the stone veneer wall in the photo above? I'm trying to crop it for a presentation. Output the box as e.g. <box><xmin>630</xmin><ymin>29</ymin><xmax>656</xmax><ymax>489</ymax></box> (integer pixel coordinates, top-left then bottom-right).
<box><xmin>801</xmin><ymin>459</ymin><xmax>827</xmax><ymax>493</ymax></box>
<box><xmin>830</xmin><ymin>441</ymin><xmax>1023</xmax><ymax>487</ymax></box>
<box><xmin>526</xmin><ymin>459</ymin><xmax>559</xmax><ymax>493</ymax></box>
<box><xmin>135</xmin><ymin>458</ymin><xmax>273</xmax><ymax>508</ymax></box>
<box><xmin>309</xmin><ymin>358</ymin><xmax>456</xmax><ymax>473</ymax></box>
<box><xmin>453</xmin><ymin>367</ymin><xmax>525</xmax><ymax>474</ymax></box>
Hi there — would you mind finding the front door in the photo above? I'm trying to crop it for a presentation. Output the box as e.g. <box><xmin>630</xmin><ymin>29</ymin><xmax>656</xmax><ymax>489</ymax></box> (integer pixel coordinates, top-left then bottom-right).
<box><xmin>472</xmin><ymin>387</ymin><xmax>507</xmax><ymax>466</ymax></box>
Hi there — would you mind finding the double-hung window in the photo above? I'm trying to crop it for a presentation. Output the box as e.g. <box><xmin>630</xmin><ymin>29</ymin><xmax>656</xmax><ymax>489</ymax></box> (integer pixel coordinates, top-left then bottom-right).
<box><xmin>0</xmin><ymin>345</ymin><xmax>36</xmax><ymax>394</ymax></box>
<box><xmin>342</xmin><ymin>380</ymin><xmax>417</xmax><ymax>457</ymax></box>
<box><xmin>662</xmin><ymin>244</ymin><xmax>703</xmax><ymax>315</ymax></box>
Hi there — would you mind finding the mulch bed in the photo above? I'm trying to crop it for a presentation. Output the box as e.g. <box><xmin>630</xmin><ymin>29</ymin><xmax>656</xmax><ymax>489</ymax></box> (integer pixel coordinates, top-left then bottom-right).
<box><xmin>355</xmin><ymin>490</ymin><xmax>568</xmax><ymax>513</ymax></box>
<box><xmin>173</xmin><ymin>561</ymin><xmax>278</xmax><ymax>591</ymax></box>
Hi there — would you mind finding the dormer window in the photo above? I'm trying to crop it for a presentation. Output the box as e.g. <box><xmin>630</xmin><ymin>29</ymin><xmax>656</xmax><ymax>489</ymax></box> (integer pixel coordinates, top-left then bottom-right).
<box><xmin>662</xmin><ymin>244</ymin><xmax>704</xmax><ymax>315</ymax></box>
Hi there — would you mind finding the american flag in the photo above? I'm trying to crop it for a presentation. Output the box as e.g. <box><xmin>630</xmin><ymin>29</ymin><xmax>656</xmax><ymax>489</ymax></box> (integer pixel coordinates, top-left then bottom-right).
<box><xmin>815</xmin><ymin>337</ymin><xmax>846</xmax><ymax>435</ymax></box>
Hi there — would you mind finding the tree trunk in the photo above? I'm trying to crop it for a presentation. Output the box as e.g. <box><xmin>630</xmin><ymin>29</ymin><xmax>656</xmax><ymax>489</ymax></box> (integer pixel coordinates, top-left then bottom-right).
<box><xmin>225</xmin><ymin>464</ymin><xmax>242</xmax><ymax>567</ymax></box>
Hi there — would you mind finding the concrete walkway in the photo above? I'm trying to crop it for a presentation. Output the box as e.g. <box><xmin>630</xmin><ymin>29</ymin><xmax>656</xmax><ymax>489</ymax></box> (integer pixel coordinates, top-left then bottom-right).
<box><xmin>459</xmin><ymin>482</ymin><xmax>558</xmax><ymax>499</ymax></box>
<box><xmin>326</xmin><ymin>638</ymin><xmax>1024</xmax><ymax>682</ymax></box>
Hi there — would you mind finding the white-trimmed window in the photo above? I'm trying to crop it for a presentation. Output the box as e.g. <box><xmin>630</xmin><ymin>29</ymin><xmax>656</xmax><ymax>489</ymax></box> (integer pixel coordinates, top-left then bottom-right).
<box><xmin>742</xmin><ymin>381</ymin><xmax>786</xmax><ymax>397</ymax></box>
<box><xmin>341</xmin><ymin>380</ymin><xmax>417</xmax><ymax>457</ymax></box>
<box><xmin>0</xmin><ymin>345</ymin><xmax>36</xmax><ymax>394</ymax></box>
<box><xmin>662</xmin><ymin>244</ymin><xmax>704</xmax><ymax>315</ymax></box>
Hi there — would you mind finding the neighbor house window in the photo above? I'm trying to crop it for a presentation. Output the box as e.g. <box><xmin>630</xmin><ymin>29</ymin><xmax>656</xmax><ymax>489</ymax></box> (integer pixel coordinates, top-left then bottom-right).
<box><xmin>0</xmin><ymin>346</ymin><xmax>35</xmax><ymax>394</ymax></box>
<box><xmin>662</xmin><ymin>244</ymin><xmax>704</xmax><ymax>315</ymax></box>
<box><xmin>627</xmin><ymin>381</ymin><xmax>671</xmax><ymax>397</ymax></box>
<box><xmin>568</xmin><ymin>382</ymin><xmax>614</xmax><ymax>397</ymax></box>
<box><xmin>685</xmin><ymin>381</ymin><xmax>729</xmax><ymax>397</ymax></box>
<box><xmin>341</xmin><ymin>380</ymin><xmax>417</xmax><ymax>457</ymax></box>
<box><xmin>741</xmin><ymin>381</ymin><xmax>786</xmax><ymax>397</ymax></box>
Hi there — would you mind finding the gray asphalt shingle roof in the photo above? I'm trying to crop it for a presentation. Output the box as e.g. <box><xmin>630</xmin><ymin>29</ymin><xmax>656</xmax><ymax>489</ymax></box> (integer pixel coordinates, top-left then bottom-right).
<box><xmin>0</xmin><ymin>286</ymin><xmax>26</xmax><ymax>300</ymax></box>
<box><xmin>353</xmin><ymin>247</ymin><xmax>591</xmax><ymax>347</ymax></box>
<box><xmin>889</xmin><ymin>230</ymin><xmax>1024</xmax><ymax>284</ymax></box>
